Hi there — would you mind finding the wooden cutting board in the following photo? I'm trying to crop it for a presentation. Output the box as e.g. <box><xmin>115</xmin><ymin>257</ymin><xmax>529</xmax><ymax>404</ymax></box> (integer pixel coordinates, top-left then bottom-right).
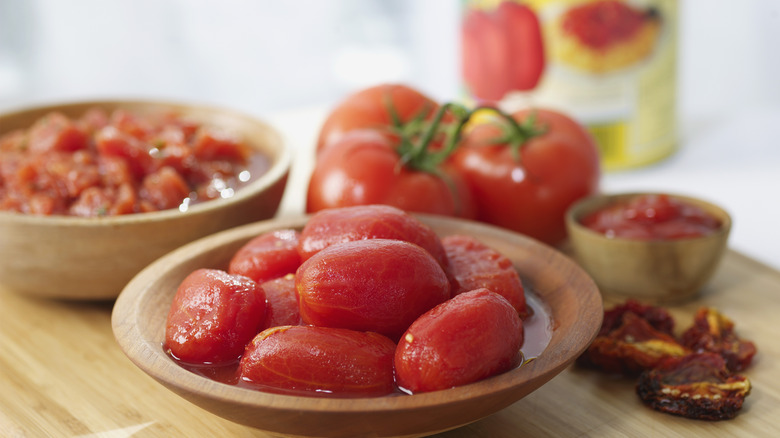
<box><xmin>0</xmin><ymin>249</ymin><xmax>777</xmax><ymax>437</ymax></box>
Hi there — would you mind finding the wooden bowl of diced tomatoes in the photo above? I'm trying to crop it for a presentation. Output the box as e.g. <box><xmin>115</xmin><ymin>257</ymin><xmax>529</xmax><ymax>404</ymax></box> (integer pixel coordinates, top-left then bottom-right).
<box><xmin>112</xmin><ymin>206</ymin><xmax>603</xmax><ymax>437</ymax></box>
<box><xmin>0</xmin><ymin>100</ymin><xmax>291</xmax><ymax>300</ymax></box>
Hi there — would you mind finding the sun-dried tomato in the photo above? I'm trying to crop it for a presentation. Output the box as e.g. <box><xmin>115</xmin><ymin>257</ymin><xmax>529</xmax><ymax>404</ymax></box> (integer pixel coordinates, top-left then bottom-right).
<box><xmin>680</xmin><ymin>307</ymin><xmax>757</xmax><ymax>372</ymax></box>
<box><xmin>636</xmin><ymin>352</ymin><xmax>751</xmax><ymax>421</ymax></box>
<box><xmin>599</xmin><ymin>299</ymin><xmax>675</xmax><ymax>337</ymax></box>
<box><xmin>580</xmin><ymin>311</ymin><xmax>688</xmax><ymax>375</ymax></box>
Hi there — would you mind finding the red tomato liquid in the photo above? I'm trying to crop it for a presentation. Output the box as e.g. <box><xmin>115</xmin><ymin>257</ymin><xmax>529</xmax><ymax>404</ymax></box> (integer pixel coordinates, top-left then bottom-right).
<box><xmin>581</xmin><ymin>194</ymin><xmax>722</xmax><ymax>240</ymax></box>
<box><xmin>168</xmin><ymin>288</ymin><xmax>553</xmax><ymax>398</ymax></box>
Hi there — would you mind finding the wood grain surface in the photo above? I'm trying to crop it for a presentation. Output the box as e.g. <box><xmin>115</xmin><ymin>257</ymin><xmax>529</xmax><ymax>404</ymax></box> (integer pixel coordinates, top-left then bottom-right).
<box><xmin>1</xmin><ymin>249</ymin><xmax>778</xmax><ymax>437</ymax></box>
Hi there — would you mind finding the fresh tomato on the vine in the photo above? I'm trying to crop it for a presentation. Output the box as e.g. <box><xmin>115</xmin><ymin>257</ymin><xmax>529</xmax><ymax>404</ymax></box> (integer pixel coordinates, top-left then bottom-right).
<box><xmin>450</xmin><ymin>109</ymin><xmax>600</xmax><ymax>246</ymax></box>
<box><xmin>316</xmin><ymin>84</ymin><xmax>442</xmax><ymax>155</ymax></box>
<box><xmin>307</xmin><ymin>104</ymin><xmax>476</xmax><ymax>219</ymax></box>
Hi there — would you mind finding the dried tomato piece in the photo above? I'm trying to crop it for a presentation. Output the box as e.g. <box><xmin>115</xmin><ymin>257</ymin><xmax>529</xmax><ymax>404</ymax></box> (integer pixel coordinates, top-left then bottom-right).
<box><xmin>680</xmin><ymin>307</ymin><xmax>757</xmax><ymax>372</ymax></box>
<box><xmin>580</xmin><ymin>311</ymin><xmax>688</xmax><ymax>375</ymax></box>
<box><xmin>636</xmin><ymin>352</ymin><xmax>751</xmax><ymax>420</ymax></box>
<box><xmin>599</xmin><ymin>299</ymin><xmax>675</xmax><ymax>337</ymax></box>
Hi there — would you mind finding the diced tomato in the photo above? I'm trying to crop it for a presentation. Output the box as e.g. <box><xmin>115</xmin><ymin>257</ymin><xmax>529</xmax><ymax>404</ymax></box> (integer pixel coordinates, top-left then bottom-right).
<box><xmin>27</xmin><ymin>112</ymin><xmax>88</xmax><ymax>154</ymax></box>
<box><xmin>140</xmin><ymin>167</ymin><xmax>191</xmax><ymax>211</ymax></box>
<box><xmin>95</xmin><ymin>126</ymin><xmax>154</xmax><ymax>180</ymax></box>
<box><xmin>193</xmin><ymin>127</ymin><xmax>249</xmax><ymax>162</ymax></box>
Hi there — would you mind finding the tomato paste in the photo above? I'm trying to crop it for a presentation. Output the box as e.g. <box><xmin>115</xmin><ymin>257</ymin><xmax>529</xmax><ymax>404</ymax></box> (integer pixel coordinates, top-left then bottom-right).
<box><xmin>0</xmin><ymin>108</ymin><xmax>269</xmax><ymax>216</ymax></box>
<box><xmin>580</xmin><ymin>194</ymin><xmax>722</xmax><ymax>240</ymax></box>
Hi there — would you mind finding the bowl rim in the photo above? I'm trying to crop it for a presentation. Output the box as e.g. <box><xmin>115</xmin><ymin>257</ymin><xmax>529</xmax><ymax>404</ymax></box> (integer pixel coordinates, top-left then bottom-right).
<box><xmin>112</xmin><ymin>214</ymin><xmax>603</xmax><ymax>416</ymax></box>
<box><xmin>0</xmin><ymin>99</ymin><xmax>293</xmax><ymax>227</ymax></box>
<box><xmin>566</xmin><ymin>191</ymin><xmax>733</xmax><ymax>243</ymax></box>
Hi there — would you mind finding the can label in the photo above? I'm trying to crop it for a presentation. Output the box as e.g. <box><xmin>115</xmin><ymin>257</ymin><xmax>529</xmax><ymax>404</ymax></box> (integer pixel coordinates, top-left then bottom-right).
<box><xmin>462</xmin><ymin>0</ymin><xmax>678</xmax><ymax>170</ymax></box>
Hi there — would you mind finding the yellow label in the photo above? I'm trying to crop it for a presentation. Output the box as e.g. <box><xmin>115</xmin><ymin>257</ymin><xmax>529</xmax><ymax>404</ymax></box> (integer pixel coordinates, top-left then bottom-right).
<box><xmin>462</xmin><ymin>0</ymin><xmax>678</xmax><ymax>170</ymax></box>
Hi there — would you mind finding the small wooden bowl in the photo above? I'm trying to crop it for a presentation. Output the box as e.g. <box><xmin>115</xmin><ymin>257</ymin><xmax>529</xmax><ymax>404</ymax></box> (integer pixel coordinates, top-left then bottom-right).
<box><xmin>0</xmin><ymin>100</ymin><xmax>291</xmax><ymax>300</ymax></box>
<box><xmin>566</xmin><ymin>192</ymin><xmax>732</xmax><ymax>303</ymax></box>
<box><xmin>112</xmin><ymin>215</ymin><xmax>603</xmax><ymax>438</ymax></box>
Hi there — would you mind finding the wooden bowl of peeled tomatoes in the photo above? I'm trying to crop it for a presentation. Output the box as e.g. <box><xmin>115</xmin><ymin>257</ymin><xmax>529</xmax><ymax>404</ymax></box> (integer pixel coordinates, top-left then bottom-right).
<box><xmin>112</xmin><ymin>204</ymin><xmax>603</xmax><ymax>437</ymax></box>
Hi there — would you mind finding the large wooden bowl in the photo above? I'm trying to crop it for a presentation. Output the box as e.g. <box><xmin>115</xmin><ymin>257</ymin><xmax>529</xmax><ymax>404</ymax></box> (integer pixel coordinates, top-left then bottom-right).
<box><xmin>566</xmin><ymin>192</ymin><xmax>732</xmax><ymax>303</ymax></box>
<box><xmin>112</xmin><ymin>215</ymin><xmax>603</xmax><ymax>438</ymax></box>
<box><xmin>0</xmin><ymin>100</ymin><xmax>291</xmax><ymax>300</ymax></box>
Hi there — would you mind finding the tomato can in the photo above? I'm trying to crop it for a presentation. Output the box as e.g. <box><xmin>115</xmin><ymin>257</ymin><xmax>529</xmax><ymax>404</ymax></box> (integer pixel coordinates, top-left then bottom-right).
<box><xmin>461</xmin><ymin>0</ymin><xmax>678</xmax><ymax>171</ymax></box>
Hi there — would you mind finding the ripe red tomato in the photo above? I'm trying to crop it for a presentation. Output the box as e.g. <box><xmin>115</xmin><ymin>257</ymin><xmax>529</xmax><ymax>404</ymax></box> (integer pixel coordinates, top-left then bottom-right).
<box><xmin>297</xmin><ymin>204</ymin><xmax>449</xmax><ymax>270</ymax></box>
<box><xmin>296</xmin><ymin>239</ymin><xmax>450</xmax><ymax>340</ymax></box>
<box><xmin>164</xmin><ymin>269</ymin><xmax>266</xmax><ymax>365</ymax></box>
<box><xmin>239</xmin><ymin>325</ymin><xmax>396</xmax><ymax>396</ymax></box>
<box><xmin>395</xmin><ymin>288</ymin><xmax>524</xmax><ymax>393</ymax></box>
<box><xmin>306</xmin><ymin>129</ymin><xmax>476</xmax><ymax>219</ymax></box>
<box><xmin>228</xmin><ymin>229</ymin><xmax>301</xmax><ymax>284</ymax></box>
<box><xmin>451</xmin><ymin>109</ymin><xmax>600</xmax><ymax>246</ymax></box>
<box><xmin>316</xmin><ymin>83</ymin><xmax>440</xmax><ymax>154</ymax></box>
<box><xmin>442</xmin><ymin>234</ymin><xmax>526</xmax><ymax>317</ymax></box>
<box><xmin>462</xmin><ymin>1</ymin><xmax>545</xmax><ymax>101</ymax></box>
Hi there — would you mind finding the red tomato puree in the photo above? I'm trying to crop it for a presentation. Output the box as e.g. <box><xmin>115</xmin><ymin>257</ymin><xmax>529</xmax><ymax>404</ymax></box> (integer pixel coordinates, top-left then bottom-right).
<box><xmin>581</xmin><ymin>194</ymin><xmax>722</xmax><ymax>240</ymax></box>
<box><xmin>0</xmin><ymin>108</ymin><xmax>269</xmax><ymax>216</ymax></box>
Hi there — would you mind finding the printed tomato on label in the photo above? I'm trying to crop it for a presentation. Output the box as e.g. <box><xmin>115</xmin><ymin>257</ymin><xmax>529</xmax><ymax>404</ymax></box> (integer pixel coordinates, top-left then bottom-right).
<box><xmin>462</xmin><ymin>1</ymin><xmax>545</xmax><ymax>101</ymax></box>
<box><xmin>451</xmin><ymin>108</ymin><xmax>600</xmax><ymax>246</ymax></box>
<box><xmin>239</xmin><ymin>325</ymin><xmax>397</xmax><ymax>397</ymax></box>
<box><xmin>296</xmin><ymin>239</ymin><xmax>450</xmax><ymax>340</ymax></box>
<box><xmin>395</xmin><ymin>288</ymin><xmax>524</xmax><ymax>393</ymax></box>
<box><xmin>164</xmin><ymin>269</ymin><xmax>266</xmax><ymax>365</ymax></box>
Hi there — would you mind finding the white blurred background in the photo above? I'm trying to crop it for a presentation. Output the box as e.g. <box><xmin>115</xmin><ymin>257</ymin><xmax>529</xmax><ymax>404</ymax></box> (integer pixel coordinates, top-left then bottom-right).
<box><xmin>1</xmin><ymin>0</ymin><xmax>779</xmax><ymax>267</ymax></box>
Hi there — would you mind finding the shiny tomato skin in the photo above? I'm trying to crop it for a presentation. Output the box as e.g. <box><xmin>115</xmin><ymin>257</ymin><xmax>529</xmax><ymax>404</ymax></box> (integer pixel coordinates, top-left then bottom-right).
<box><xmin>442</xmin><ymin>234</ymin><xmax>527</xmax><ymax>317</ymax></box>
<box><xmin>296</xmin><ymin>238</ymin><xmax>450</xmax><ymax>340</ymax></box>
<box><xmin>452</xmin><ymin>109</ymin><xmax>600</xmax><ymax>246</ymax></box>
<box><xmin>297</xmin><ymin>204</ymin><xmax>449</xmax><ymax>271</ymax></box>
<box><xmin>228</xmin><ymin>229</ymin><xmax>302</xmax><ymax>284</ymax></box>
<box><xmin>165</xmin><ymin>269</ymin><xmax>266</xmax><ymax>365</ymax></box>
<box><xmin>239</xmin><ymin>325</ymin><xmax>397</xmax><ymax>396</ymax></box>
<box><xmin>259</xmin><ymin>274</ymin><xmax>301</xmax><ymax>329</ymax></box>
<box><xmin>395</xmin><ymin>288</ymin><xmax>524</xmax><ymax>393</ymax></box>
<box><xmin>316</xmin><ymin>84</ymin><xmax>439</xmax><ymax>154</ymax></box>
<box><xmin>307</xmin><ymin>130</ymin><xmax>476</xmax><ymax>219</ymax></box>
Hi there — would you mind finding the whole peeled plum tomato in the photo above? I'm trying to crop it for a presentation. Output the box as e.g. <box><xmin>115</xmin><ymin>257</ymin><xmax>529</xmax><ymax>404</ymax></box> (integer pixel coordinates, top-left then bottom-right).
<box><xmin>395</xmin><ymin>288</ymin><xmax>524</xmax><ymax>393</ymax></box>
<box><xmin>258</xmin><ymin>274</ymin><xmax>301</xmax><ymax>330</ymax></box>
<box><xmin>238</xmin><ymin>325</ymin><xmax>397</xmax><ymax>397</ymax></box>
<box><xmin>296</xmin><ymin>238</ymin><xmax>450</xmax><ymax>340</ymax></box>
<box><xmin>442</xmin><ymin>234</ymin><xmax>527</xmax><ymax>317</ymax></box>
<box><xmin>228</xmin><ymin>229</ymin><xmax>301</xmax><ymax>284</ymax></box>
<box><xmin>451</xmin><ymin>108</ymin><xmax>600</xmax><ymax>246</ymax></box>
<box><xmin>297</xmin><ymin>204</ymin><xmax>449</xmax><ymax>271</ymax></box>
<box><xmin>316</xmin><ymin>83</ymin><xmax>441</xmax><ymax>155</ymax></box>
<box><xmin>165</xmin><ymin>269</ymin><xmax>266</xmax><ymax>365</ymax></box>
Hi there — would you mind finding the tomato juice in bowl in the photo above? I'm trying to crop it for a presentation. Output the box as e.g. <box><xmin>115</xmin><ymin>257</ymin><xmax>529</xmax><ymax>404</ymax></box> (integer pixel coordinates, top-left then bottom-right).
<box><xmin>0</xmin><ymin>99</ymin><xmax>291</xmax><ymax>300</ymax></box>
<box><xmin>566</xmin><ymin>192</ymin><xmax>731</xmax><ymax>303</ymax></box>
